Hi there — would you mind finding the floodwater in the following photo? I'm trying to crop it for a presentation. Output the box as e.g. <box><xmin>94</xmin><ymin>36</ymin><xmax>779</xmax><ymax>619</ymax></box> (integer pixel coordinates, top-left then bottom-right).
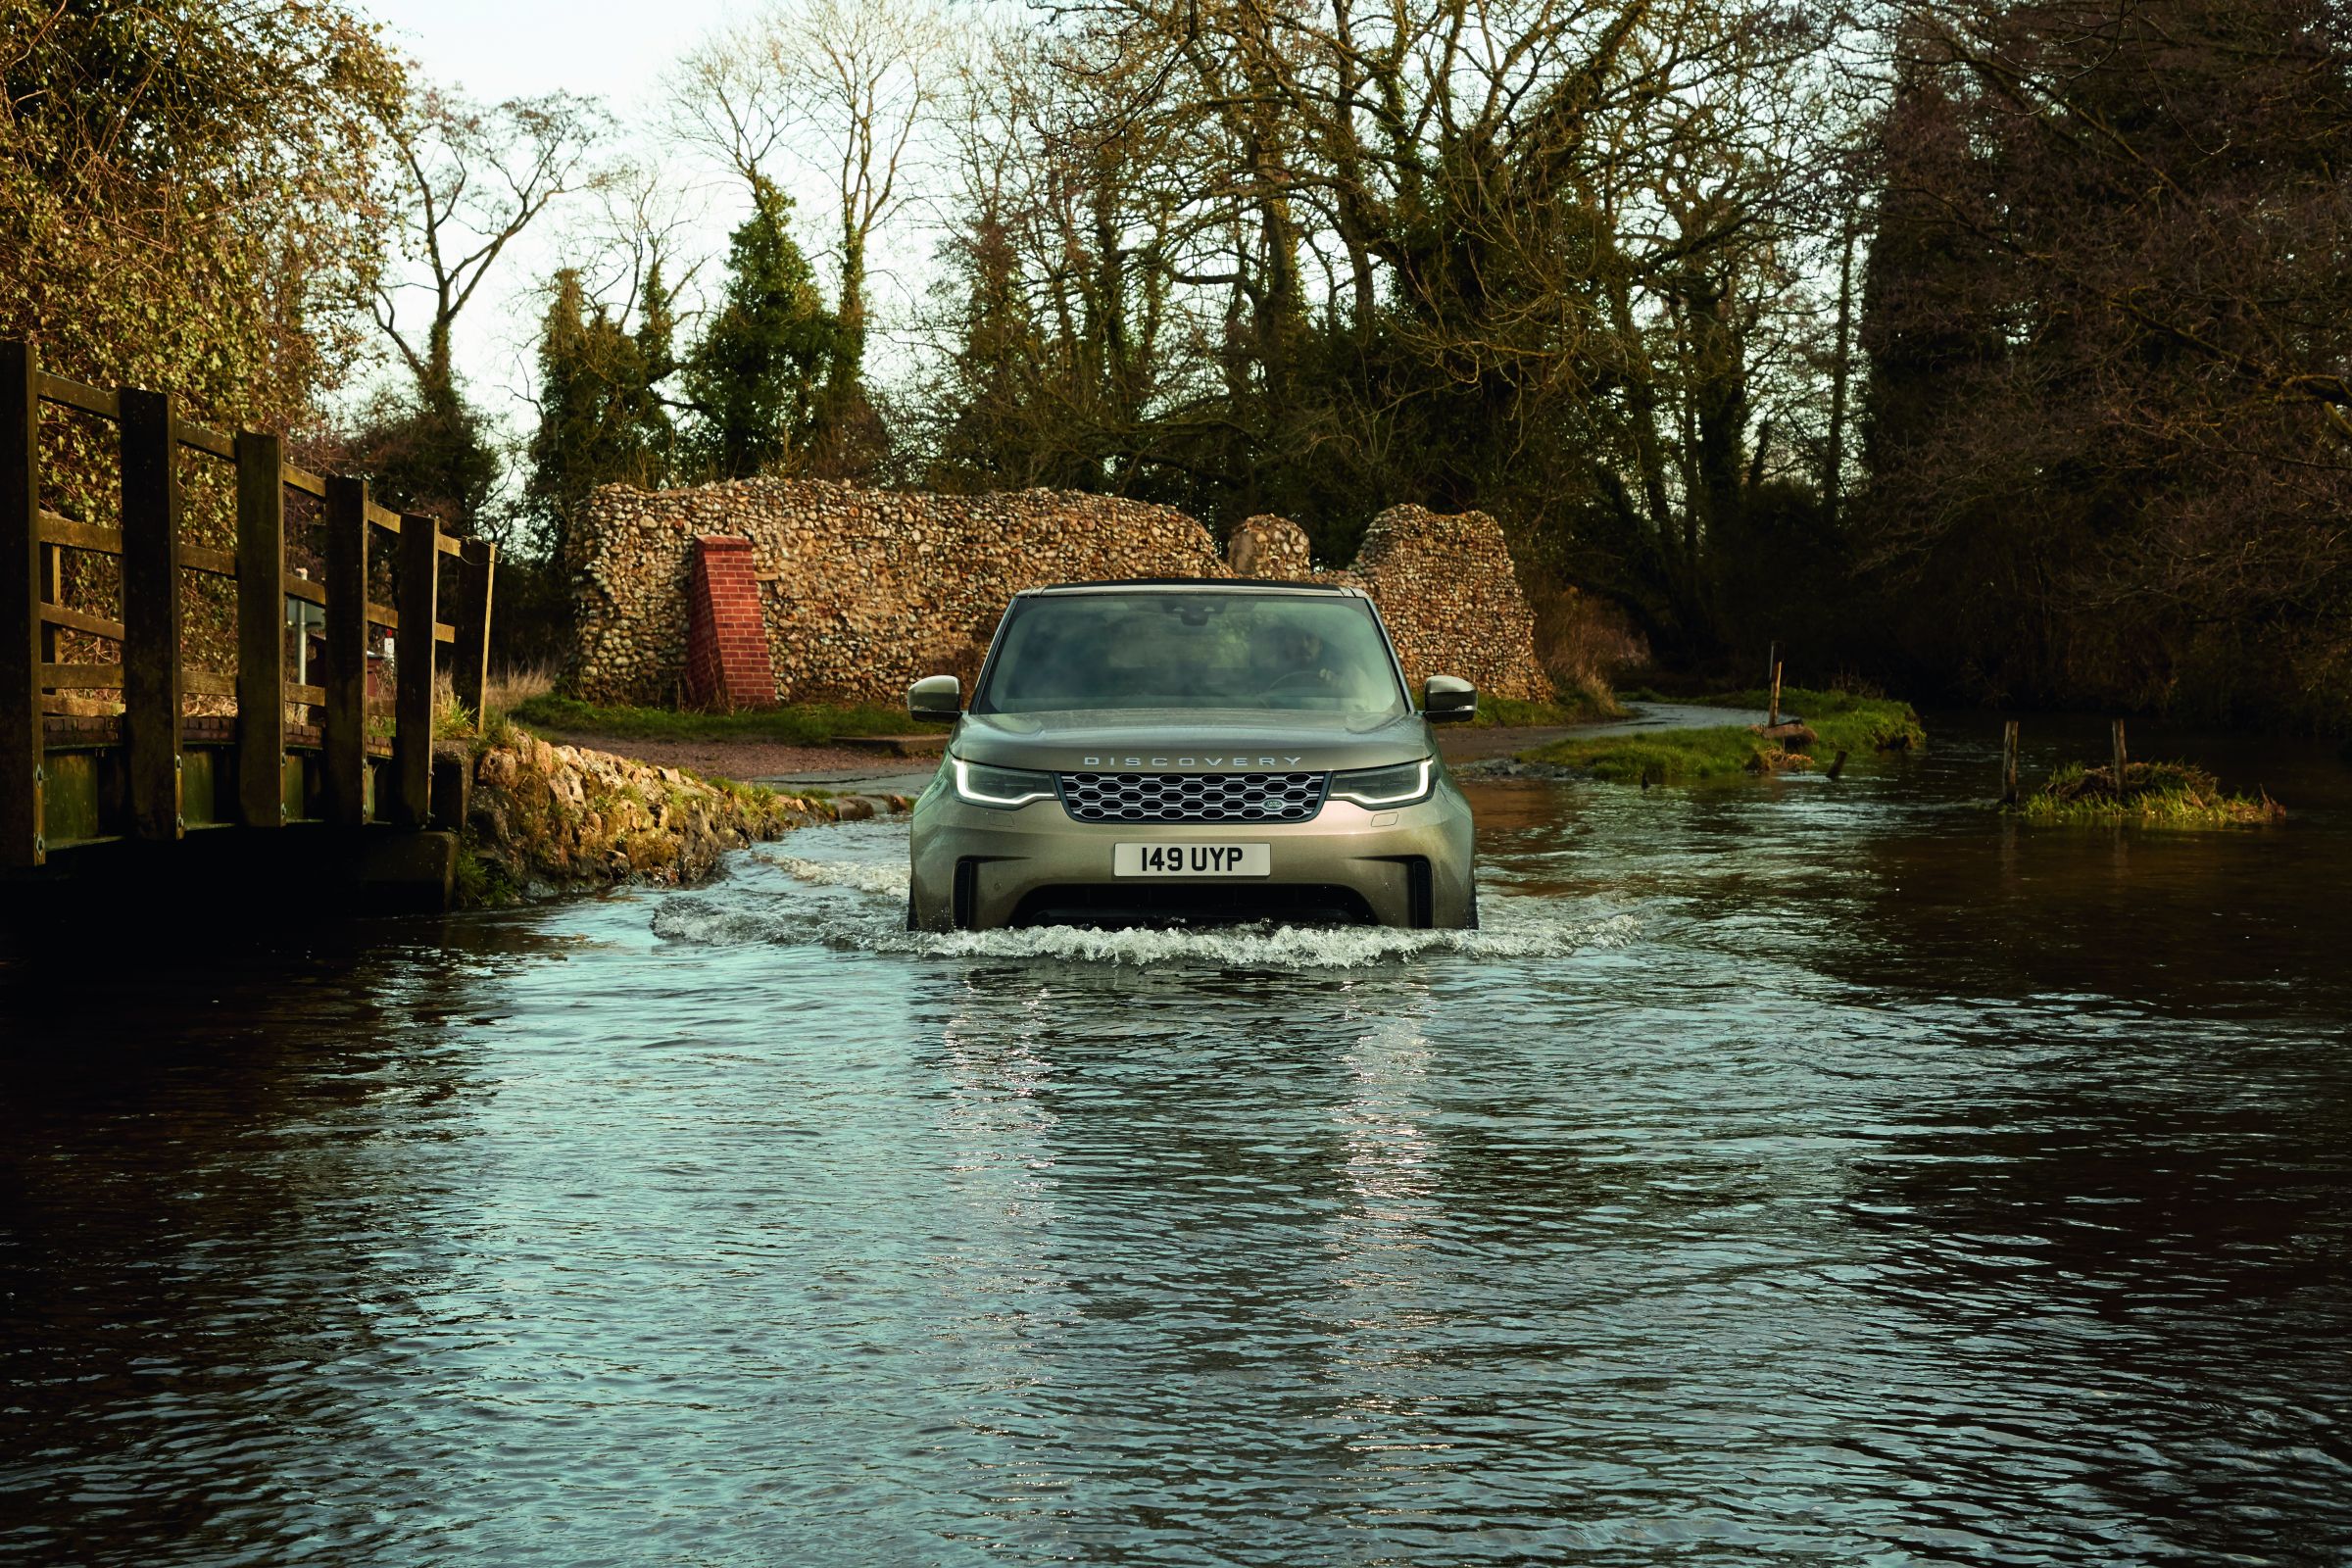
<box><xmin>3</xmin><ymin>712</ymin><xmax>2349</xmax><ymax>1565</ymax></box>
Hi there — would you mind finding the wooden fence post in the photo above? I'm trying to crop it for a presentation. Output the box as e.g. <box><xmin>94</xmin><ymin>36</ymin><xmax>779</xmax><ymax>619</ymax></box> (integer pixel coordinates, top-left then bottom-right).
<box><xmin>1768</xmin><ymin>661</ymin><xmax>1784</xmax><ymax>728</ymax></box>
<box><xmin>234</xmin><ymin>430</ymin><xmax>285</xmax><ymax>827</ymax></box>
<box><xmin>392</xmin><ymin>514</ymin><xmax>438</xmax><ymax>827</ymax></box>
<box><xmin>38</xmin><ymin>543</ymin><xmax>59</xmax><ymax>662</ymax></box>
<box><xmin>2111</xmin><ymin>719</ymin><xmax>2129</xmax><ymax>793</ymax></box>
<box><xmin>451</xmin><ymin>538</ymin><xmax>495</xmax><ymax>727</ymax></box>
<box><xmin>321</xmin><ymin>476</ymin><xmax>369</xmax><ymax>826</ymax></box>
<box><xmin>0</xmin><ymin>341</ymin><xmax>41</xmax><ymax>867</ymax></box>
<box><xmin>119</xmin><ymin>387</ymin><xmax>182</xmax><ymax>841</ymax></box>
<box><xmin>2001</xmin><ymin>719</ymin><xmax>2020</xmax><ymax>806</ymax></box>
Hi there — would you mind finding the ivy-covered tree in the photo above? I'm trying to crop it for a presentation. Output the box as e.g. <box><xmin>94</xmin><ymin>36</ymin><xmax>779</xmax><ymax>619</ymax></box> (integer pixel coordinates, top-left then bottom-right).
<box><xmin>341</xmin><ymin>389</ymin><xmax>503</xmax><ymax>538</ymax></box>
<box><xmin>919</xmin><ymin>207</ymin><xmax>1059</xmax><ymax>490</ymax></box>
<box><xmin>527</xmin><ymin>265</ymin><xmax>676</xmax><ymax>568</ymax></box>
<box><xmin>0</xmin><ymin>0</ymin><xmax>402</xmax><ymax>518</ymax></box>
<box><xmin>679</xmin><ymin>176</ymin><xmax>837</xmax><ymax>479</ymax></box>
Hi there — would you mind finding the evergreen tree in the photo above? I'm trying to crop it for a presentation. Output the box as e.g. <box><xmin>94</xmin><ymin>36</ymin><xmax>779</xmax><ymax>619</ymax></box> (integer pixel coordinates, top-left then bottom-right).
<box><xmin>528</xmin><ymin>269</ymin><xmax>594</xmax><ymax>543</ymax></box>
<box><xmin>527</xmin><ymin>266</ymin><xmax>675</xmax><ymax>570</ymax></box>
<box><xmin>633</xmin><ymin>260</ymin><xmax>678</xmax><ymax>448</ymax></box>
<box><xmin>343</xmin><ymin>384</ymin><xmax>502</xmax><ymax>537</ymax></box>
<box><xmin>680</xmin><ymin>177</ymin><xmax>837</xmax><ymax>478</ymax></box>
<box><xmin>921</xmin><ymin>211</ymin><xmax>1060</xmax><ymax>488</ymax></box>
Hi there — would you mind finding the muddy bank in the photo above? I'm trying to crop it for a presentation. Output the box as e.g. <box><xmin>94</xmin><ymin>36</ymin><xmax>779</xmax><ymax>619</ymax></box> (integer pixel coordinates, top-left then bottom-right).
<box><xmin>460</xmin><ymin>730</ymin><xmax>908</xmax><ymax>906</ymax></box>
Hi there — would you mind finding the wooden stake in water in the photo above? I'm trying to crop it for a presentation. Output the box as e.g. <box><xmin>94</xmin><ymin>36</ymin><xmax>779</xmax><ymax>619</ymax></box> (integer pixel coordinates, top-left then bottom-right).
<box><xmin>1769</xmin><ymin>661</ymin><xmax>1784</xmax><ymax>728</ymax></box>
<box><xmin>2001</xmin><ymin>720</ymin><xmax>2020</xmax><ymax>806</ymax></box>
<box><xmin>2111</xmin><ymin>719</ymin><xmax>2130</xmax><ymax>796</ymax></box>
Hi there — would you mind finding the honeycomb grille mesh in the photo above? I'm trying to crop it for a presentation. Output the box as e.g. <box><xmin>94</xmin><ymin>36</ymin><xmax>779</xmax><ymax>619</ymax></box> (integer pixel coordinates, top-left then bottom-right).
<box><xmin>1058</xmin><ymin>771</ymin><xmax>1328</xmax><ymax>823</ymax></box>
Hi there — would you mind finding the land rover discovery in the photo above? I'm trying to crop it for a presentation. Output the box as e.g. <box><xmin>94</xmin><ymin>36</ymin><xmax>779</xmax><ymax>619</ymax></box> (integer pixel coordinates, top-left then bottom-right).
<box><xmin>905</xmin><ymin>581</ymin><xmax>1478</xmax><ymax>930</ymax></box>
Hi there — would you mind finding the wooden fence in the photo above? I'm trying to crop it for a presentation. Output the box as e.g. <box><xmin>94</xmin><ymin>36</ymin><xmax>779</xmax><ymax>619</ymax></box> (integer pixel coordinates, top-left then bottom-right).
<box><xmin>0</xmin><ymin>339</ymin><xmax>494</xmax><ymax>868</ymax></box>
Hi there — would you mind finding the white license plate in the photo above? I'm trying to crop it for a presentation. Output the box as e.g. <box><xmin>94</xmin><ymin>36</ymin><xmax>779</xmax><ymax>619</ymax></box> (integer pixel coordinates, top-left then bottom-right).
<box><xmin>1114</xmin><ymin>842</ymin><xmax>1269</xmax><ymax>877</ymax></box>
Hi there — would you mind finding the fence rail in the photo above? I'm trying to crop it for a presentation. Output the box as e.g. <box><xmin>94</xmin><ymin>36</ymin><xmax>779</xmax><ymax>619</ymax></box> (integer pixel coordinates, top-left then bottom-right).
<box><xmin>0</xmin><ymin>339</ymin><xmax>495</xmax><ymax>867</ymax></box>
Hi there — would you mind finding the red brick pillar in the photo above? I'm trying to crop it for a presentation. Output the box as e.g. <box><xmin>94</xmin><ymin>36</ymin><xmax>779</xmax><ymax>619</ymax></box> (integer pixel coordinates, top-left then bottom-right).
<box><xmin>682</xmin><ymin>534</ymin><xmax>780</xmax><ymax>710</ymax></box>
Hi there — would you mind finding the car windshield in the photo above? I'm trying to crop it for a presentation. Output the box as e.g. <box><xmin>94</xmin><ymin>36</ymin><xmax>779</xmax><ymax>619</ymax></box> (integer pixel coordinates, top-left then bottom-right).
<box><xmin>974</xmin><ymin>591</ymin><xmax>1410</xmax><ymax>715</ymax></box>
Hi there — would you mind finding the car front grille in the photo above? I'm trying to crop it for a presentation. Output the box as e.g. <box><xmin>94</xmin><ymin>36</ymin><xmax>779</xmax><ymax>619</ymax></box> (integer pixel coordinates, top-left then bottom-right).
<box><xmin>1057</xmin><ymin>770</ymin><xmax>1329</xmax><ymax>823</ymax></box>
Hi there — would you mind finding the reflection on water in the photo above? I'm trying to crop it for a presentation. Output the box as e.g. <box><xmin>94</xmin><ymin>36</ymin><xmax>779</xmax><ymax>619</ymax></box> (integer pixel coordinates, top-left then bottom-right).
<box><xmin>3</xmin><ymin>711</ymin><xmax>2350</xmax><ymax>1565</ymax></box>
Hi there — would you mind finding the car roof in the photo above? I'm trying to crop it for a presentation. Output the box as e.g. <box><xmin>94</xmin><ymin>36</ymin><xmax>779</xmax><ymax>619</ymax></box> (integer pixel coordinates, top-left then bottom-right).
<box><xmin>1019</xmin><ymin>577</ymin><xmax>1365</xmax><ymax>597</ymax></box>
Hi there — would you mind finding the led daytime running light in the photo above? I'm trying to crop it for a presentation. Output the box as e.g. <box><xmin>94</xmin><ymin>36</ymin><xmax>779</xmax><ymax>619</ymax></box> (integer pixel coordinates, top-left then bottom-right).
<box><xmin>1331</xmin><ymin>757</ymin><xmax>1433</xmax><ymax>808</ymax></box>
<box><xmin>952</xmin><ymin>756</ymin><xmax>1055</xmax><ymax>808</ymax></box>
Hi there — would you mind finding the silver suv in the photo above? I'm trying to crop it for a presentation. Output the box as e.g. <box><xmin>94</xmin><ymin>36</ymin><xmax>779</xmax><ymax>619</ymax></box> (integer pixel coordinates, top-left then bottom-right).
<box><xmin>906</xmin><ymin>581</ymin><xmax>1478</xmax><ymax>930</ymax></box>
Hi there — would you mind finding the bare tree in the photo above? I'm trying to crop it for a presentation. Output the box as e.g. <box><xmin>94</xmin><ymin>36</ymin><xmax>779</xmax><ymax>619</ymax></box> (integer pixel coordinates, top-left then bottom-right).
<box><xmin>673</xmin><ymin>0</ymin><xmax>948</xmax><ymax>400</ymax></box>
<box><xmin>797</xmin><ymin>0</ymin><xmax>949</xmax><ymax>390</ymax></box>
<box><xmin>958</xmin><ymin>0</ymin><xmax>1840</xmax><ymax>639</ymax></box>
<box><xmin>555</xmin><ymin>156</ymin><xmax>710</xmax><ymax>325</ymax></box>
<box><xmin>373</xmin><ymin>86</ymin><xmax>612</xmax><ymax>410</ymax></box>
<box><xmin>671</xmin><ymin>24</ymin><xmax>795</xmax><ymax>190</ymax></box>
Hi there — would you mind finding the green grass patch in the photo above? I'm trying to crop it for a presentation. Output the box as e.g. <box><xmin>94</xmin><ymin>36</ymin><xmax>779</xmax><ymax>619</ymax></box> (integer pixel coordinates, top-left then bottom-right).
<box><xmin>509</xmin><ymin>694</ymin><xmax>928</xmax><ymax>746</ymax></box>
<box><xmin>1518</xmin><ymin>725</ymin><xmax>1788</xmax><ymax>784</ymax></box>
<box><xmin>1689</xmin><ymin>686</ymin><xmax>1925</xmax><ymax>754</ymax></box>
<box><xmin>2017</xmin><ymin>761</ymin><xmax>2283</xmax><ymax>826</ymax></box>
<box><xmin>1473</xmin><ymin>692</ymin><xmax>1626</xmax><ymax>727</ymax></box>
<box><xmin>1515</xmin><ymin>685</ymin><xmax>1924</xmax><ymax>786</ymax></box>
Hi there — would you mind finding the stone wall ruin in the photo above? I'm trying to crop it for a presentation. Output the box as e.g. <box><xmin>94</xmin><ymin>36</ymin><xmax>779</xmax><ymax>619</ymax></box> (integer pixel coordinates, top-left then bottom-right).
<box><xmin>566</xmin><ymin>477</ymin><xmax>1551</xmax><ymax>709</ymax></box>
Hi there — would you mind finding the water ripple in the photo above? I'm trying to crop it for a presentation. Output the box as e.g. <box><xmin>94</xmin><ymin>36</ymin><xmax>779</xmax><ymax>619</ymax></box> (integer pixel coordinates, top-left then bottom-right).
<box><xmin>5</xmin><ymin>730</ymin><xmax>2352</xmax><ymax>1566</ymax></box>
<box><xmin>656</xmin><ymin>852</ymin><xmax>1640</xmax><ymax>966</ymax></box>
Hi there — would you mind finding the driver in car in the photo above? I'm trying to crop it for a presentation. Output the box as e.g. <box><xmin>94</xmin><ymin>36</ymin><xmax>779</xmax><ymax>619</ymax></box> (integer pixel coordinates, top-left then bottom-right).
<box><xmin>1262</xmin><ymin>621</ymin><xmax>1378</xmax><ymax>702</ymax></box>
<box><xmin>1264</xmin><ymin>623</ymin><xmax>1332</xmax><ymax>690</ymax></box>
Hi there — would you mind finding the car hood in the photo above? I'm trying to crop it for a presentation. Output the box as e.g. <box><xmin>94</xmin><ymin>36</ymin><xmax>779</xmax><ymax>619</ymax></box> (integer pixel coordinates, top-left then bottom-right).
<box><xmin>952</xmin><ymin>708</ymin><xmax>1433</xmax><ymax>773</ymax></box>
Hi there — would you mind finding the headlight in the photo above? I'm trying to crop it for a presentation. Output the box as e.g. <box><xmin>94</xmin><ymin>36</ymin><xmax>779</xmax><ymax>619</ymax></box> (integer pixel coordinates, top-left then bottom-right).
<box><xmin>952</xmin><ymin>756</ymin><xmax>1056</xmax><ymax>808</ymax></box>
<box><xmin>1329</xmin><ymin>757</ymin><xmax>1434</xmax><ymax>808</ymax></box>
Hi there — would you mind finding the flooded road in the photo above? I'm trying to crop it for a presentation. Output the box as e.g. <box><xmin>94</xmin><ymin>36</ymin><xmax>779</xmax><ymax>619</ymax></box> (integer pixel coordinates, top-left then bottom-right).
<box><xmin>4</xmin><ymin>713</ymin><xmax>2350</xmax><ymax>1565</ymax></box>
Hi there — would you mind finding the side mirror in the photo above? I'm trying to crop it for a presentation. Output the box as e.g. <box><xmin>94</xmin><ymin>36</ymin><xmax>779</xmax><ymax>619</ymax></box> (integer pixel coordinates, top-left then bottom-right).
<box><xmin>907</xmin><ymin>674</ymin><xmax>961</xmax><ymax>719</ymax></box>
<box><xmin>1423</xmin><ymin>674</ymin><xmax>1477</xmax><ymax>723</ymax></box>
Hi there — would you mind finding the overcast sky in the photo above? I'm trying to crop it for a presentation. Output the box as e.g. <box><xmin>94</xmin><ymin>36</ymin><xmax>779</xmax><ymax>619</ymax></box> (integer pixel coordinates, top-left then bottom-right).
<box><xmin>372</xmin><ymin>0</ymin><xmax>737</xmax><ymax>104</ymax></box>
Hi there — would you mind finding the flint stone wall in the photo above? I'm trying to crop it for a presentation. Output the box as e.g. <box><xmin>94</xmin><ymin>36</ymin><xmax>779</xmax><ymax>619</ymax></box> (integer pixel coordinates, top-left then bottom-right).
<box><xmin>567</xmin><ymin>477</ymin><xmax>1550</xmax><ymax>707</ymax></box>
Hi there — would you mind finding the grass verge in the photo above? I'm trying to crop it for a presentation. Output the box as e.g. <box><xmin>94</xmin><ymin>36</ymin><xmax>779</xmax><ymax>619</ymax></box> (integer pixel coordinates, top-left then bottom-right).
<box><xmin>1518</xmin><ymin>725</ymin><xmax>1781</xmax><ymax>783</ymax></box>
<box><xmin>1687</xmin><ymin>686</ymin><xmax>1926</xmax><ymax>754</ymax></box>
<box><xmin>1516</xmin><ymin>686</ymin><xmax>1925</xmax><ymax>785</ymax></box>
<box><xmin>508</xmin><ymin>694</ymin><xmax>929</xmax><ymax>746</ymax></box>
<box><xmin>1474</xmin><ymin>692</ymin><xmax>1626</xmax><ymax>727</ymax></box>
<box><xmin>2017</xmin><ymin>761</ymin><xmax>2283</xmax><ymax>826</ymax></box>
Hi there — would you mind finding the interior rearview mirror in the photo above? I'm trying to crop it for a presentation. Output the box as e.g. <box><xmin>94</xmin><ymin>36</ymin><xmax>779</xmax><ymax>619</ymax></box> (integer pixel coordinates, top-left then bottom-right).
<box><xmin>1423</xmin><ymin>674</ymin><xmax>1476</xmax><ymax>723</ymax></box>
<box><xmin>907</xmin><ymin>674</ymin><xmax>961</xmax><ymax>719</ymax></box>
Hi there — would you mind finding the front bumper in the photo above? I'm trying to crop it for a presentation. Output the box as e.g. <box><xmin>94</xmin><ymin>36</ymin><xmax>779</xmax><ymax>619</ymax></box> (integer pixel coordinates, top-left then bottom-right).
<box><xmin>908</xmin><ymin>777</ymin><xmax>1476</xmax><ymax>930</ymax></box>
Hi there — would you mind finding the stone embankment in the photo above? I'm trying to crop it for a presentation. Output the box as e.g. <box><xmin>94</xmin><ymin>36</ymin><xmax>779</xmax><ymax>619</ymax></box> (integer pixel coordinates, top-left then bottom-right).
<box><xmin>458</xmin><ymin>730</ymin><xmax>906</xmax><ymax>906</ymax></box>
<box><xmin>566</xmin><ymin>479</ymin><xmax>1551</xmax><ymax>708</ymax></box>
